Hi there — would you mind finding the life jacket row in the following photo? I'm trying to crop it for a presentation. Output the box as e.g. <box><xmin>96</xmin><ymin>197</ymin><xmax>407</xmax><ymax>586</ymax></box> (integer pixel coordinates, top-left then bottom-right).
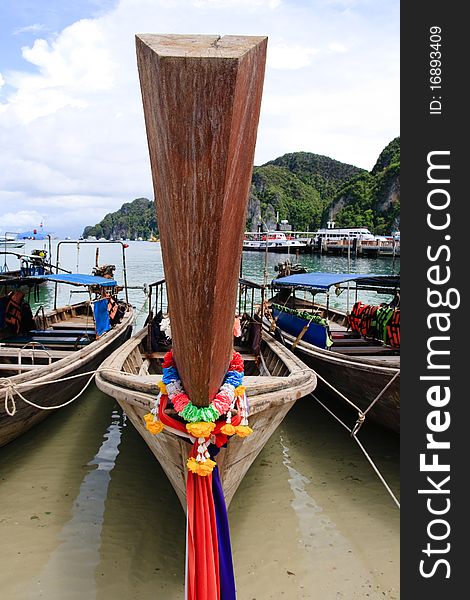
<box><xmin>348</xmin><ymin>301</ymin><xmax>400</xmax><ymax>348</ymax></box>
<box><xmin>0</xmin><ymin>291</ymin><xmax>35</xmax><ymax>335</ymax></box>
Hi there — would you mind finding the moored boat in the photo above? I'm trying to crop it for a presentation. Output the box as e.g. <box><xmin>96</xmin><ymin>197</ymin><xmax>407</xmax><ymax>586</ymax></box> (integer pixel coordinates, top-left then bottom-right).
<box><xmin>243</xmin><ymin>231</ymin><xmax>307</xmax><ymax>252</ymax></box>
<box><xmin>1</xmin><ymin>234</ymin><xmax>25</xmax><ymax>250</ymax></box>
<box><xmin>267</xmin><ymin>272</ymin><xmax>400</xmax><ymax>433</ymax></box>
<box><xmin>96</xmin><ymin>297</ymin><xmax>316</xmax><ymax>508</ymax></box>
<box><xmin>0</xmin><ymin>272</ymin><xmax>133</xmax><ymax>447</ymax></box>
<box><xmin>95</xmin><ymin>33</ymin><xmax>317</xmax><ymax>599</ymax></box>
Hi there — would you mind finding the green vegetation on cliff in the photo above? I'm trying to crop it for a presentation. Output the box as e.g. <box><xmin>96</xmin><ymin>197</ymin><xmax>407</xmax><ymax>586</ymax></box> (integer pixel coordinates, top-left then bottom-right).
<box><xmin>83</xmin><ymin>139</ymin><xmax>400</xmax><ymax>238</ymax></box>
<box><xmin>248</xmin><ymin>152</ymin><xmax>364</xmax><ymax>231</ymax></box>
<box><xmin>330</xmin><ymin>137</ymin><xmax>400</xmax><ymax>234</ymax></box>
<box><xmin>83</xmin><ymin>198</ymin><xmax>157</xmax><ymax>240</ymax></box>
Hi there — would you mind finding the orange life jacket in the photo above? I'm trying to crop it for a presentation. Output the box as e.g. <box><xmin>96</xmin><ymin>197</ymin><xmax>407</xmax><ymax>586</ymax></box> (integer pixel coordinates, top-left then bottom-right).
<box><xmin>348</xmin><ymin>302</ymin><xmax>378</xmax><ymax>338</ymax></box>
<box><xmin>386</xmin><ymin>309</ymin><xmax>400</xmax><ymax>347</ymax></box>
<box><xmin>359</xmin><ymin>304</ymin><xmax>378</xmax><ymax>338</ymax></box>
<box><xmin>5</xmin><ymin>291</ymin><xmax>24</xmax><ymax>334</ymax></box>
<box><xmin>107</xmin><ymin>296</ymin><xmax>118</xmax><ymax>321</ymax></box>
<box><xmin>348</xmin><ymin>302</ymin><xmax>365</xmax><ymax>333</ymax></box>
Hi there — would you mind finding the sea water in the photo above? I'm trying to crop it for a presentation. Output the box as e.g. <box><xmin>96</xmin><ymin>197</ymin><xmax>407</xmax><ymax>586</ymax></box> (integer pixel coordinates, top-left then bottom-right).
<box><xmin>0</xmin><ymin>241</ymin><xmax>399</xmax><ymax>599</ymax></box>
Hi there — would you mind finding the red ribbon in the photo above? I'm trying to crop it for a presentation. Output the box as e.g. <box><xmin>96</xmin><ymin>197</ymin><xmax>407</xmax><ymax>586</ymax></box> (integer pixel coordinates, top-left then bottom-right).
<box><xmin>158</xmin><ymin>395</ymin><xmax>242</xmax><ymax>599</ymax></box>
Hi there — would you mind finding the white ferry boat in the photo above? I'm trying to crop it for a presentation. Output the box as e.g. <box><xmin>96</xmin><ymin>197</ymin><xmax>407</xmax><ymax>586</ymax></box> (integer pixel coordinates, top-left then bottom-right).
<box><xmin>312</xmin><ymin>226</ymin><xmax>376</xmax><ymax>242</ymax></box>
<box><xmin>1</xmin><ymin>235</ymin><xmax>25</xmax><ymax>250</ymax></box>
<box><xmin>243</xmin><ymin>231</ymin><xmax>307</xmax><ymax>252</ymax></box>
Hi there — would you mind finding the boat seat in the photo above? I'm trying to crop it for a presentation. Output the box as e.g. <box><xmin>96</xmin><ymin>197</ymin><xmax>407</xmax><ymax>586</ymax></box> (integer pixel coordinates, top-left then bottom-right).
<box><xmin>0</xmin><ymin>348</ymin><xmax>74</xmax><ymax>360</ymax></box>
<box><xmin>50</xmin><ymin>323</ymin><xmax>95</xmax><ymax>331</ymax></box>
<box><xmin>331</xmin><ymin>345</ymin><xmax>397</xmax><ymax>355</ymax></box>
<box><xmin>144</xmin><ymin>350</ymin><xmax>258</xmax><ymax>362</ymax></box>
<box><xmin>330</xmin><ymin>331</ymin><xmax>360</xmax><ymax>339</ymax></box>
<box><xmin>29</xmin><ymin>329</ymin><xmax>96</xmax><ymax>337</ymax></box>
<box><xmin>331</xmin><ymin>337</ymin><xmax>381</xmax><ymax>347</ymax></box>
<box><xmin>2</xmin><ymin>335</ymin><xmax>92</xmax><ymax>348</ymax></box>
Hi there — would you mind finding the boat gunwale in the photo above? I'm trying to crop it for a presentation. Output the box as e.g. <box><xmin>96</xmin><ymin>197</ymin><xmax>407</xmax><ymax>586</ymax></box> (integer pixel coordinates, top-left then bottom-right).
<box><xmin>265</xmin><ymin>319</ymin><xmax>400</xmax><ymax>374</ymax></box>
<box><xmin>96</xmin><ymin>327</ymin><xmax>317</xmax><ymax>409</ymax></box>
<box><xmin>0</xmin><ymin>301</ymin><xmax>134</xmax><ymax>396</ymax></box>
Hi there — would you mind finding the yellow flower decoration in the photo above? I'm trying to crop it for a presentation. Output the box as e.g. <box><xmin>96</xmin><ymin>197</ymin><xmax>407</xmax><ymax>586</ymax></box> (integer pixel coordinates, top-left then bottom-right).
<box><xmin>187</xmin><ymin>457</ymin><xmax>216</xmax><ymax>476</ymax></box>
<box><xmin>143</xmin><ymin>413</ymin><xmax>164</xmax><ymax>435</ymax></box>
<box><xmin>221</xmin><ymin>423</ymin><xmax>236</xmax><ymax>436</ymax></box>
<box><xmin>187</xmin><ymin>457</ymin><xmax>199</xmax><ymax>473</ymax></box>
<box><xmin>234</xmin><ymin>386</ymin><xmax>246</xmax><ymax>397</ymax></box>
<box><xmin>157</xmin><ymin>381</ymin><xmax>167</xmax><ymax>395</ymax></box>
<box><xmin>197</xmin><ymin>459</ymin><xmax>216</xmax><ymax>476</ymax></box>
<box><xmin>235</xmin><ymin>425</ymin><xmax>253</xmax><ymax>438</ymax></box>
<box><xmin>186</xmin><ymin>421</ymin><xmax>215</xmax><ymax>438</ymax></box>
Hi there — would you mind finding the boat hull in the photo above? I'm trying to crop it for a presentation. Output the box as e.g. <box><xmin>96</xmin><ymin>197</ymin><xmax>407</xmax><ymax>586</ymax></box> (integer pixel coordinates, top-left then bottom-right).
<box><xmin>271</xmin><ymin>326</ymin><xmax>400</xmax><ymax>433</ymax></box>
<box><xmin>96</xmin><ymin>327</ymin><xmax>316</xmax><ymax>509</ymax></box>
<box><xmin>0</xmin><ymin>305</ymin><xmax>134</xmax><ymax>447</ymax></box>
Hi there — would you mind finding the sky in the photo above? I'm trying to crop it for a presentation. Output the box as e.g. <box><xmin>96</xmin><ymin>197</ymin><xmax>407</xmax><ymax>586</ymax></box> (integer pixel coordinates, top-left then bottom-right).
<box><xmin>0</xmin><ymin>0</ymin><xmax>399</xmax><ymax>238</ymax></box>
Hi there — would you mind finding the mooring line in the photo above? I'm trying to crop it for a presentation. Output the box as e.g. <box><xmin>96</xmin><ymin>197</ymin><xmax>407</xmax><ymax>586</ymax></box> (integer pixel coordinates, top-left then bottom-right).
<box><xmin>310</xmin><ymin>392</ymin><xmax>400</xmax><ymax>509</ymax></box>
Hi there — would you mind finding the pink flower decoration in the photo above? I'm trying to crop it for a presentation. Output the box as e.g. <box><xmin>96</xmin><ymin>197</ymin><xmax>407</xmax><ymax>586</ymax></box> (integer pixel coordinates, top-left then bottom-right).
<box><xmin>172</xmin><ymin>392</ymin><xmax>190</xmax><ymax>412</ymax></box>
<box><xmin>212</xmin><ymin>392</ymin><xmax>232</xmax><ymax>415</ymax></box>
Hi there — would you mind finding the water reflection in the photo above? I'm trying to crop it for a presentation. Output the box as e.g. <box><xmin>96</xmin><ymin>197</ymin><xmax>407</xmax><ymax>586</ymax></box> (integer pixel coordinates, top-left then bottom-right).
<box><xmin>25</xmin><ymin>410</ymin><xmax>124</xmax><ymax>600</ymax></box>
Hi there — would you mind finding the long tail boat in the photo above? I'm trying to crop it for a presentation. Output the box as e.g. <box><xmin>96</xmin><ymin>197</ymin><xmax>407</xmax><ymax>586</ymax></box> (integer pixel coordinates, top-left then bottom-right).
<box><xmin>95</xmin><ymin>34</ymin><xmax>317</xmax><ymax>599</ymax></box>
<box><xmin>0</xmin><ymin>273</ymin><xmax>133</xmax><ymax>447</ymax></box>
<box><xmin>268</xmin><ymin>272</ymin><xmax>400</xmax><ymax>433</ymax></box>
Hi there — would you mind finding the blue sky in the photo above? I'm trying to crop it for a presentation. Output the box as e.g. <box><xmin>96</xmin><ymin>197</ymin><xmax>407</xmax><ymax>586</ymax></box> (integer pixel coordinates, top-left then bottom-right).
<box><xmin>0</xmin><ymin>0</ymin><xmax>399</xmax><ymax>237</ymax></box>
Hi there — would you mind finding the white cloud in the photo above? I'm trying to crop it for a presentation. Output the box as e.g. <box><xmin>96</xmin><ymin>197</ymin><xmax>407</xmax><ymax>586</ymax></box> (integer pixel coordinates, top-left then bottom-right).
<box><xmin>268</xmin><ymin>43</ymin><xmax>318</xmax><ymax>70</ymax></box>
<box><xmin>0</xmin><ymin>0</ymin><xmax>399</xmax><ymax>237</ymax></box>
<box><xmin>0</xmin><ymin>209</ymin><xmax>45</xmax><ymax>230</ymax></box>
<box><xmin>14</xmin><ymin>23</ymin><xmax>47</xmax><ymax>35</ymax></box>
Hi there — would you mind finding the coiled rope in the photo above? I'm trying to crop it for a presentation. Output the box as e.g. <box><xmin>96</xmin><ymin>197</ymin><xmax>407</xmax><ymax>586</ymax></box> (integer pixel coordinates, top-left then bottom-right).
<box><xmin>1</xmin><ymin>370</ymin><xmax>98</xmax><ymax>416</ymax></box>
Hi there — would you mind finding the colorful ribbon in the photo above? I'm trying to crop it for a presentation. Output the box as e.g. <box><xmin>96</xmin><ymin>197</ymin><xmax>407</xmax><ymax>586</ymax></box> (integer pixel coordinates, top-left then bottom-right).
<box><xmin>158</xmin><ymin>396</ymin><xmax>239</xmax><ymax>599</ymax></box>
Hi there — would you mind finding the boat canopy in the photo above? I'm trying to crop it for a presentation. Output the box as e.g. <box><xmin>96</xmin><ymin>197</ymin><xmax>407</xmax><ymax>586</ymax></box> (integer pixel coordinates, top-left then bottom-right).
<box><xmin>272</xmin><ymin>272</ymin><xmax>400</xmax><ymax>293</ymax></box>
<box><xmin>29</xmin><ymin>273</ymin><xmax>118</xmax><ymax>287</ymax></box>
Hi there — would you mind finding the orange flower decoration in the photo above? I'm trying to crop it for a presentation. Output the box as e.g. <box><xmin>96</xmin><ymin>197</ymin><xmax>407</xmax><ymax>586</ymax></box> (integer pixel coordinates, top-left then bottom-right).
<box><xmin>186</xmin><ymin>421</ymin><xmax>215</xmax><ymax>438</ymax></box>
<box><xmin>144</xmin><ymin>413</ymin><xmax>164</xmax><ymax>435</ymax></box>
<box><xmin>187</xmin><ymin>457</ymin><xmax>216</xmax><ymax>476</ymax></box>
<box><xmin>221</xmin><ymin>423</ymin><xmax>236</xmax><ymax>436</ymax></box>
<box><xmin>235</xmin><ymin>425</ymin><xmax>253</xmax><ymax>438</ymax></box>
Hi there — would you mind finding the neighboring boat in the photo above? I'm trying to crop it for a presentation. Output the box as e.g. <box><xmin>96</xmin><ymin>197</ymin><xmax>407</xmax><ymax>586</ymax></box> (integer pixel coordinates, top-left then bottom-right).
<box><xmin>311</xmin><ymin>226</ymin><xmax>376</xmax><ymax>241</ymax></box>
<box><xmin>243</xmin><ymin>231</ymin><xmax>307</xmax><ymax>252</ymax></box>
<box><xmin>267</xmin><ymin>272</ymin><xmax>400</xmax><ymax>433</ymax></box>
<box><xmin>0</xmin><ymin>272</ymin><xmax>134</xmax><ymax>447</ymax></box>
<box><xmin>1</xmin><ymin>249</ymin><xmax>51</xmax><ymax>279</ymax></box>
<box><xmin>95</xmin><ymin>33</ymin><xmax>316</xmax><ymax>599</ymax></box>
<box><xmin>1</xmin><ymin>234</ymin><xmax>25</xmax><ymax>250</ymax></box>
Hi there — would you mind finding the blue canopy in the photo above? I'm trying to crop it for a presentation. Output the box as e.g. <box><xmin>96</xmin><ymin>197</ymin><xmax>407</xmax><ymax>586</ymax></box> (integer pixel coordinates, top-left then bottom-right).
<box><xmin>272</xmin><ymin>272</ymin><xmax>400</xmax><ymax>292</ymax></box>
<box><xmin>29</xmin><ymin>273</ymin><xmax>117</xmax><ymax>287</ymax></box>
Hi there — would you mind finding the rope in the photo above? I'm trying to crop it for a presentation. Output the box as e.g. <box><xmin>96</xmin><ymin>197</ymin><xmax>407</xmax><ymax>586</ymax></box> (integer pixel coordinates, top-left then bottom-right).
<box><xmin>1</xmin><ymin>370</ymin><xmax>98</xmax><ymax>416</ymax></box>
<box><xmin>133</xmin><ymin>296</ymin><xmax>149</xmax><ymax>326</ymax></box>
<box><xmin>310</xmin><ymin>392</ymin><xmax>400</xmax><ymax>509</ymax></box>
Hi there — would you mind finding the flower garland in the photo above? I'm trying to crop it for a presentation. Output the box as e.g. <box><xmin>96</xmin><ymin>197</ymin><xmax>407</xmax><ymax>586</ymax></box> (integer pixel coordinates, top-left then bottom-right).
<box><xmin>143</xmin><ymin>349</ymin><xmax>253</xmax><ymax>476</ymax></box>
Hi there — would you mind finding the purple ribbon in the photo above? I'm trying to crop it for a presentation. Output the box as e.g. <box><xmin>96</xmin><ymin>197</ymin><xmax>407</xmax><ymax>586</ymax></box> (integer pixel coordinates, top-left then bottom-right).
<box><xmin>211</xmin><ymin>448</ymin><xmax>236</xmax><ymax>599</ymax></box>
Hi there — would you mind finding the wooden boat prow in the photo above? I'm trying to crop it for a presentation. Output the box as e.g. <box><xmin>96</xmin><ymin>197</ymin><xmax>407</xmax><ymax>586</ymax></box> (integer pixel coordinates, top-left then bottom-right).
<box><xmin>136</xmin><ymin>34</ymin><xmax>267</xmax><ymax>406</ymax></box>
<box><xmin>96</xmin><ymin>33</ymin><xmax>317</xmax><ymax>596</ymax></box>
<box><xmin>96</xmin><ymin>326</ymin><xmax>316</xmax><ymax>508</ymax></box>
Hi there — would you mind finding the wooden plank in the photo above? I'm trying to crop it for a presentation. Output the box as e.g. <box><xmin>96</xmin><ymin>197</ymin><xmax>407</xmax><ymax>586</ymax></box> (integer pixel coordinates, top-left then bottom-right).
<box><xmin>136</xmin><ymin>34</ymin><xmax>267</xmax><ymax>406</ymax></box>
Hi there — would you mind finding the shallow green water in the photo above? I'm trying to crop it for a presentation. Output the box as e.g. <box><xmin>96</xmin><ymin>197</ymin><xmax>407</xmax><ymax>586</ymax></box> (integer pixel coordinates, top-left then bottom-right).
<box><xmin>0</xmin><ymin>241</ymin><xmax>400</xmax><ymax>599</ymax></box>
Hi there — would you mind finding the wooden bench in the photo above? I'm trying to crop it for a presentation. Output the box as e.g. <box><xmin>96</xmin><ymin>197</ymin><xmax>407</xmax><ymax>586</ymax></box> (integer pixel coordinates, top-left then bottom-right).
<box><xmin>3</xmin><ymin>336</ymin><xmax>92</xmax><ymax>348</ymax></box>
<box><xmin>331</xmin><ymin>345</ymin><xmax>397</xmax><ymax>356</ymax></box>
<box><xmin>0</xmin><ymin>347</ymin><xmax>73</xmax><ymax>360</ymax></box>
<box><xmin>29</xmin><ymin>329</ymin><xmax>95</xmax><ymax>337</ymax></box>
